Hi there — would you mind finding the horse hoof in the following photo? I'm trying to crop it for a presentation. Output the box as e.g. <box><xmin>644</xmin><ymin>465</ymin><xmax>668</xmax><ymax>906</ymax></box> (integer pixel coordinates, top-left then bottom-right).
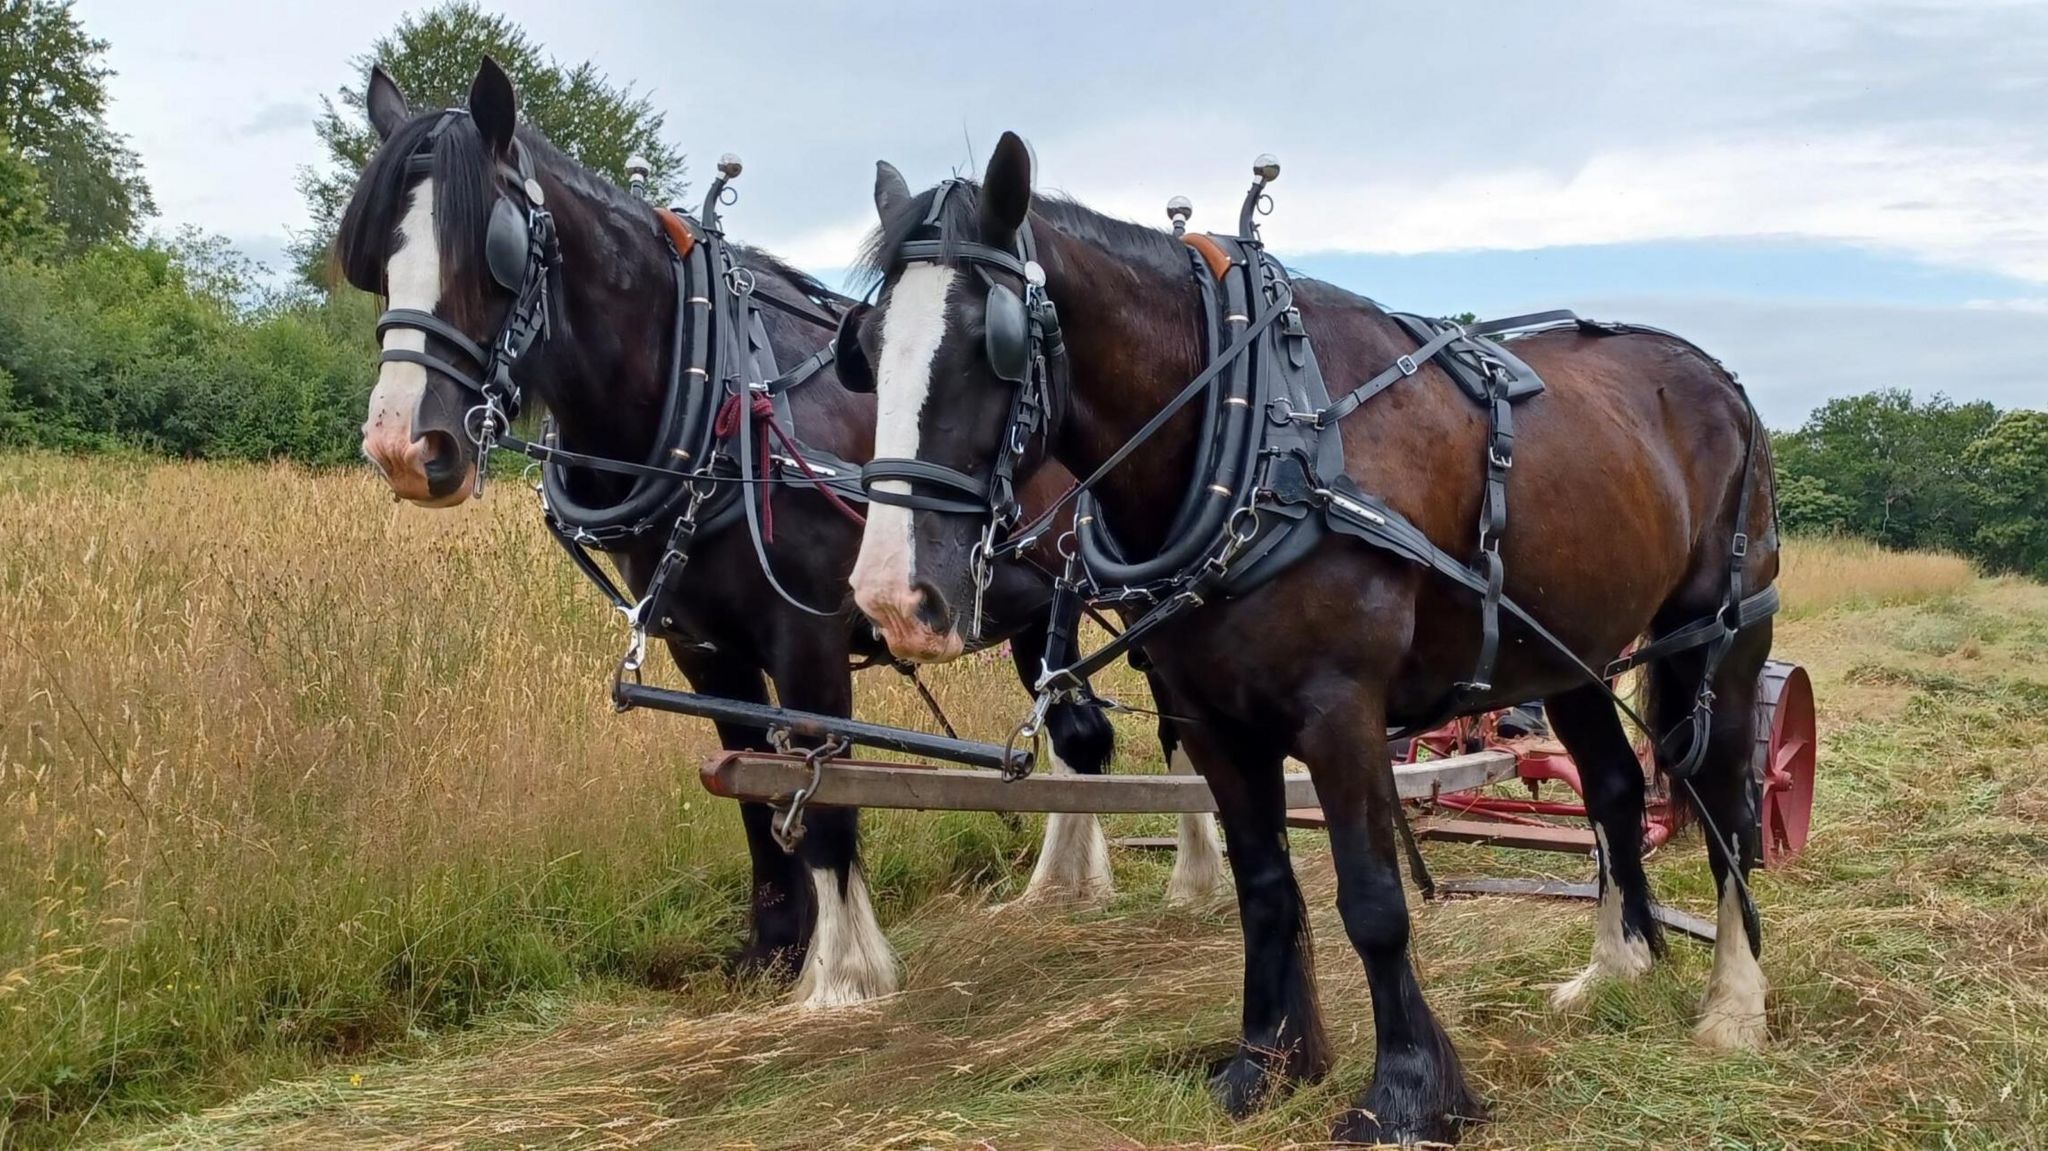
<box><xmin>1330</xmin><ymin>1104</ymin><xmax>1467</xmax><ymax>1147</ymax></box>
<box><xmin>725</xmin><ymin>943</ymin><xmax>803</xmax><ymax>984</ymax></box>
<box><xmin>1694</xmin><ymin>1006</ymin><xmax>1768</xmax><ymax>1052</ymax></box>
<box><xmin>1206</xmin><ymin>1047</ymin><xmax>1297</xmax><ymax>1118</ymax></box>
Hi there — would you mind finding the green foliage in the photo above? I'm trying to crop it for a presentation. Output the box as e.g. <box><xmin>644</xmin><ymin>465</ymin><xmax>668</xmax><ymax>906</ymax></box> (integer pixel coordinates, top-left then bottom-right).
<box><xmin>1774</xmin><ymin>389</ymin><xmax>2047</xmax><ymax>578</ymax></box>
<box><xmin>0</xmin><ymin>130</ymin><xmax>62</xmax><ymax>257</ymax></box>
<box><xmin>1964</xmin><ymin>410</ymin><xmax>2048</xmax><ymax>576</ymax></box>
<box><xmin>0</xmin><ymin>237</ymin><xmax>378</xmax><ymax>462</ymax></box>
<box><xmin>294</xmin><ymin>1</ymin><xmax>686</xmax><ymax>283</ymax></box>
<box><xmin>1775</xmin><ymin>471</ymin><xmax>1854</xmax><ymax>536</ymax></box>
<box><xmin>0</xmin><ymin>0</ymin><xmax>154</xmax><ymax>247</ymax></box>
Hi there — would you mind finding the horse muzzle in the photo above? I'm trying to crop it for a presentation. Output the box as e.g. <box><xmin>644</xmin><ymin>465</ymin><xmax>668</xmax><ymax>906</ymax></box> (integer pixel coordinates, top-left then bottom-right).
<box><xmin>853</xmin><ymin>577</ymin><xmax>966</xmax><ymax>664</ymax></box>
<box><xmin>362</xmin><ymin>374</ymin><xmax>478</xmax><ymax>506</ymax></box>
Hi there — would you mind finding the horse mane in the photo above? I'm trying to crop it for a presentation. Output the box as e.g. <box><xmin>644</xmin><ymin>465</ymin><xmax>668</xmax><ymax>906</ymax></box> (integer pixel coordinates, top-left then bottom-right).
<box><xmin>338</xmin><ymin>113</ymin><xmax>841</xmax><ymax>318</ymax></box>
<box><xmin>854</xmin><ymin>178</ymin><xmax>1189</xmax><ymax>284</ymax></box>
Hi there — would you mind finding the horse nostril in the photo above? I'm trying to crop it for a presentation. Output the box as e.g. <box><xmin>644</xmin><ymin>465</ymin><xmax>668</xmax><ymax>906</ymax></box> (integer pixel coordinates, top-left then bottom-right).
<box><xmin>416</xmin><ymin>430</ymin><xmax>463</xmax><ymax>486</ymax></box>
<box><xmin>911</xmin><ymin>579</ymin><xmax>955</xmax><ymax>636</ymax></box>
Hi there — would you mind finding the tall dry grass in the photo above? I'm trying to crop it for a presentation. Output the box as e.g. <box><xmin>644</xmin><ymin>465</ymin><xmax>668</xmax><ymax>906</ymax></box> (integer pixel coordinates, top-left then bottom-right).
<box><xmin>1775</xmin><ymin>533</ymin><xmax>1975</xmax><ymax>619</ymax></box>
<box><xmin>0</xmin><ymin>454</ymin><xmax>1145</xmax><ymax>1146</ymax></box>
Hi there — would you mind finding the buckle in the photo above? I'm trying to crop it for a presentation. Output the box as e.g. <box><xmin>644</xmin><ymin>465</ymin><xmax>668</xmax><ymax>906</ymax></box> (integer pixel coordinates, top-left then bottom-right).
<box><xmin>1489</xmin><ymin>446</ymin><xmax>1513</xmax><ymax>471</ymax></box>
<box><xmin>1396</xmin><ymin>354</ymin><xmax>1419</xmax><ymax>377</ymax></box>
<box><xmin>1731</xmin><ymin>532</ymin><xmax>1749</xmax><ymax>558</ymax></box>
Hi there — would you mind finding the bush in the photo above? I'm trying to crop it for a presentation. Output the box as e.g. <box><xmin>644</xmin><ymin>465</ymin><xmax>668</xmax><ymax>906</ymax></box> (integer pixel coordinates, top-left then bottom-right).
<box><xmin>0</xmin><ymin>238</ymin><xmax>376</xmax><ymax>463</ymax></box>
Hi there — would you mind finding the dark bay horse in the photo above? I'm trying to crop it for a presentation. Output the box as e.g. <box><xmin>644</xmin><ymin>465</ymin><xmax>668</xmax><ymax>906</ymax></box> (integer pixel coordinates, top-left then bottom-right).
<box><xmin>842</xmin><ymin>133</ymin><xmax>1779</xmax><ymax>1142</ymax></box>
<box><xmin>342</xmin><ymin>65</ymin><xmax>1225</xmax><ymax>1008</ymax></box>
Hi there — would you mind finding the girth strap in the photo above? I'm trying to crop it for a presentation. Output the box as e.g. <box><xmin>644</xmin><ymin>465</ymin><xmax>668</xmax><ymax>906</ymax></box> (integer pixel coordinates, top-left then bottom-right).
<box><xmin>1458</xmin><ymin>369</ymin><xmax>1515</xmax><ymax>701</ymax></box>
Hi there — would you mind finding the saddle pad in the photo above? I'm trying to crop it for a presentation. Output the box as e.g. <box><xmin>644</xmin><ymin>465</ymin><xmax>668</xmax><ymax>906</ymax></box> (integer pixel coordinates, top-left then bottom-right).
<box><xmin>1388</xmin><ymin>312</ymin><xmax>1546</xmax><ymax>404</ymax></box>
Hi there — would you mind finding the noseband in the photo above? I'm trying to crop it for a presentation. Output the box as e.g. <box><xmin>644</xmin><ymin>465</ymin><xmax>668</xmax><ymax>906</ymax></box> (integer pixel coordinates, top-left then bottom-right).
<box><xmin>376</xmin><ymin>109</ymin><xmax>562</xmax><ymax>476</ymax></box>
<box><xmin>858</xmin><ymin>180</ymin><xmax>1065</xmax><ymax>635</ymax></box>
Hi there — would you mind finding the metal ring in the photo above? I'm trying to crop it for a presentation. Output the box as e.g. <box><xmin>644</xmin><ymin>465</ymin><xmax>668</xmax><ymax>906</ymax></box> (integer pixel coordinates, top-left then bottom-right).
<box><xmin>1227</xmin><ymin>504</ymin><xmax>1261</xmax><ymax>546</ymax></box>
<box><xmin>462</xmin><ymin>402</ymin><xmax>504</xmax><ymax>447</ymax></box>
<box><xmin>718</xmin><ymin>184</ymin><xmax>739</xmax><ymax>207</ymax></box>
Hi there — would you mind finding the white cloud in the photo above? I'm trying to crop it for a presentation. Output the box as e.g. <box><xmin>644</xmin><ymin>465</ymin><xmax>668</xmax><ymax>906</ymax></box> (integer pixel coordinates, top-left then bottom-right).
<box><xmin>1057</xmin><ymin>130</ymin><xmax>2048</xmax><ymax>284</ymax></box>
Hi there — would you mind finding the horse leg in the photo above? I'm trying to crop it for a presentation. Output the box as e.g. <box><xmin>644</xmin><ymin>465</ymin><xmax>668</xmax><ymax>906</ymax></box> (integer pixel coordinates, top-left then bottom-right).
<box><xmin>1006</xmin><ymin>622</ymin><xmax>1114</xmax><ymax>903</ymax></box>
<box><xmin>670</xmin><ymin>650</ymin><xmax>812</xmax><ymax>981</ymax></box>
<box><xmin>769</xmin><ymin>644</ymin><xmax>900</xmax><ymax>1009</ymax></box>
<box><xmin>1301</xmin><ymin>686</ymin><xmax>1480</xmax><ymax>1146</ymax></box>
<box><xmin>1653</xmin><ymin>621</ymin><xmax>1774</xmax><ymax>1051</ymax></box>
<box><xmin>1182</xmin><ymin>717</ymin><xmax>1328</xmax><ymax>1117</ymax></box>
<box><xmin>1155</xmin><ymin>676</ymin><xmax>1228</xmax><ymax>907</ymax></box>
<box><xmin>1543</xmin><ymin>685</ymin><xmax>1662</xmax><ymax>1008</ymax></box>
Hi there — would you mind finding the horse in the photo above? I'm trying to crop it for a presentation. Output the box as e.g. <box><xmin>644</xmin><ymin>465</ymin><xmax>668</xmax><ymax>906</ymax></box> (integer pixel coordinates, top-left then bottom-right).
<box><xmin>340</xmin><ymin>62</ymin><xmax>1227</xmax><ymax>1009</ymax></box>
<box><xmin>838</xmin><ymin>132</ymin><xmax>1779</xmax><ymax>1143</ymax></box>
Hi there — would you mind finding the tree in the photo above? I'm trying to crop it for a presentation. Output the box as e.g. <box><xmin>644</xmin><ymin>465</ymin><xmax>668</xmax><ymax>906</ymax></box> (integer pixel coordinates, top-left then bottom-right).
<box><xmin>0</xmin><ymin>0</ymin><xmax>154</xmax><ymax>247</ymax></box>
<box><xmin>1771</xmin><ymin>390</ymin><xmax>1999</xmax><ymax>553</ymax></box>
<box><xmin>295</xmin><ymin>2</ymin><xmax>686</xmax><ymax>283</ymax></box>
<box><xmin>1964</xmin><ymin>410</ymin><xmax>2048</xmax><ymax>577</ymax></box>
<box><xmin>0</xmin><ymin>130</ymin><xmax>63</xmax><ymax>258</ymax></box>
<box><xmin>1773</xmin><ymin>472</ymin><xmax>1853</xmax><ymax>537</ymax></box>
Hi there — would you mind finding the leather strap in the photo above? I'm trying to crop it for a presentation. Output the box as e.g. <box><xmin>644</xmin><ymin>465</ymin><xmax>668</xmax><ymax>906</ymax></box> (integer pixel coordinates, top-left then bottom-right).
<box><xmin>1307</xmin><ymin>309</ymin><xmax>1577</xmax><ymax>430</ymax></box>
<box><xmin>861</xmin><ymin>457</ymin><xmax>991</xmax><ymax>515</ymax></box>
<box><xmin>378</xmin><ymin>308</ymin><xmax>489</xmax><ymax>369</ymax></box>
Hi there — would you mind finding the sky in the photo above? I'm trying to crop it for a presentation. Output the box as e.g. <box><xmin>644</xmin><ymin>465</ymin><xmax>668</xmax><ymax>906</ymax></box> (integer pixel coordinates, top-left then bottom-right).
<box><xmin>77</xmin><ymin>0</ymin><xmax>2048</xmax><ymax>427</ymax></box>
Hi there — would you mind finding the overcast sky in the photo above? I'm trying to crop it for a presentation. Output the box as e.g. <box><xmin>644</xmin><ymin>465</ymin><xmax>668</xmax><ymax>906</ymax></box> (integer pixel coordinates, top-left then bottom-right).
<box><xmin>77</xmin><ymin>0</ymin><xmax>2048</xmax><ymax>426</ymax></box>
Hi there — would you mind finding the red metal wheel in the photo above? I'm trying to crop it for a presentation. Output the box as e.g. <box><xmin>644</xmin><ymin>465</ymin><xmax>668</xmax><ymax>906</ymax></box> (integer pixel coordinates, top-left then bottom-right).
<box><xmin>1752</xmin><ymin>660</ymin><xmax>1817</xmax><ymax>867</ymax></box>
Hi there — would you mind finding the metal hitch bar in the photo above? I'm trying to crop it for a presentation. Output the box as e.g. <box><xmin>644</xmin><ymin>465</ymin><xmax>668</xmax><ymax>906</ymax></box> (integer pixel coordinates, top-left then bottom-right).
<box><xmin>613</xmin><ymin>680</ymin><xmax>1031</xmax><ymax>774</ymax></box>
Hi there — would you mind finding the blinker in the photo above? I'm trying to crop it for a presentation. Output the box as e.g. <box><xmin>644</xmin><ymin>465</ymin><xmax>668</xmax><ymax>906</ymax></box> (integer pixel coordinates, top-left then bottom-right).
<box><xmin>984</xmin><ymin>282</ymin><xmax>1031</xmax><ymax>383</ymax></box>
<box><xmin>485</xmin><ymin>198</ymin><xmax>530</xmax><ymax>292</ymax></box>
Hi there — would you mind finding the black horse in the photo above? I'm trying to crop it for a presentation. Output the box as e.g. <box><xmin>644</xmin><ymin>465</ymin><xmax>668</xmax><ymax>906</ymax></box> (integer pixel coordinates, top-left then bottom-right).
<box><xmin>344</xmin><ymin>64</ymin><xmax>1226</xmax><ymax>1007</ymax></box>
<box><xmin>842</xmin><ymin>134</ymin><xmax>1778</xmax><ymax>1142</ymax></box>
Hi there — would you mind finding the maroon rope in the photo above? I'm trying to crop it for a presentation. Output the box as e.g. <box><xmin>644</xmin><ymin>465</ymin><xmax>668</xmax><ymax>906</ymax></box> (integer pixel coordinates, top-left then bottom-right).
<box><xmin>714</xmin><ymin>392</ymin><xmax>867</xmax><ymax>544</ymax></box>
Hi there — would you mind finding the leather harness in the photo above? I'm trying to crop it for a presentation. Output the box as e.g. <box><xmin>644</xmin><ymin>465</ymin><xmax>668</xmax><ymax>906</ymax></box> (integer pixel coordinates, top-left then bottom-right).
<box><xmin>376</xmin><ymin>120</ymin><xmax>865</xmax><ymax>635</ymax></box>
<box><xmin>872</xmin><ymin>170</ymin><xmax>1779</xmax><ymax>780</ymax></box>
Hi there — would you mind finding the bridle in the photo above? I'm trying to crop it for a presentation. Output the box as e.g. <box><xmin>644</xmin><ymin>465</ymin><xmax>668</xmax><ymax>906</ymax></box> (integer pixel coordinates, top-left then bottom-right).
<box><xmin>857</xmin><ymin>179</ymin><xmax>1064</xmax><ymax>637</ymax></box>
<box><xmin>375</xmin><ymin>108</ymin><xmax>563</xmax><ymax>489</ymax></box>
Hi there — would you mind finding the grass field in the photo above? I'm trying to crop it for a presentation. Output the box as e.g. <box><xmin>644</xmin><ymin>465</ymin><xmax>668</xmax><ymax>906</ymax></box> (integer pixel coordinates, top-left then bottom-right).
<box><xmin>1</xmin><ymin>455</ymin><xmax>2040</xmax><ymax>1149</ymax></box>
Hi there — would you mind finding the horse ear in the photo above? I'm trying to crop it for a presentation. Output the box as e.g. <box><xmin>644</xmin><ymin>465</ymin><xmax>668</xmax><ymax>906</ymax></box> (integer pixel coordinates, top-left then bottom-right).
<box><xmin>874</xmin><ymin>161</ymin><xmax>911</xmax><ymax>219</ymax></box>
<box><xmin>469</xmin><ymin>55</ymin><xmax>517</xmax><ymax>157</ymax></box>
<box><xmin>367</xmin><ymin>65</ymin><xmax>409</xmax><ymax>141</ymax></box>
<box><xmin>833</xmin><ymin>302</ymin><xmax>875</xmax><ymax>394</ymax></box>
<box><xmin>979</xmin><ymin>131</ymin><xmax>1032</xmax><ymax>248</ymax></box>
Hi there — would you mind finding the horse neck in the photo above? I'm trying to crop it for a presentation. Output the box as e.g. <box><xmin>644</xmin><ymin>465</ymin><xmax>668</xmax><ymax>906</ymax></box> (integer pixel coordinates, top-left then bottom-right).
<box><xmin>1039</xmin><ymin>224</ymin><xmax>1207</xmax><ymax>557</ymax></box>
<box><xmin>521</xmin><ymin>168</ymin><xmax>676</xmax><ymax>460</ymax></box>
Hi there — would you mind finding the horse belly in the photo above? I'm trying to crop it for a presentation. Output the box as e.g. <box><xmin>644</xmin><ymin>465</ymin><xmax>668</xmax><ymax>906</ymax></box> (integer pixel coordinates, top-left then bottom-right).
<box><xmin>1349</xmin><ymin>340</ymin><xmax>1713</xmax><ymax>709</ymax></box>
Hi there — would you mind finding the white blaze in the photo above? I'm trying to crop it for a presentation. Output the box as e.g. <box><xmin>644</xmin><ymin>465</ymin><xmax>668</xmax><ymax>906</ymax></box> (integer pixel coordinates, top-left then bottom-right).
<box><xmin>850</xmin><ymin>263</ymin><xmax>957</xmax><ymax>608</ymax></box>
<box><xmin>361</xmin><ymin>179</ymin><xmax>440</xmax><ymax>456</ymax></box>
